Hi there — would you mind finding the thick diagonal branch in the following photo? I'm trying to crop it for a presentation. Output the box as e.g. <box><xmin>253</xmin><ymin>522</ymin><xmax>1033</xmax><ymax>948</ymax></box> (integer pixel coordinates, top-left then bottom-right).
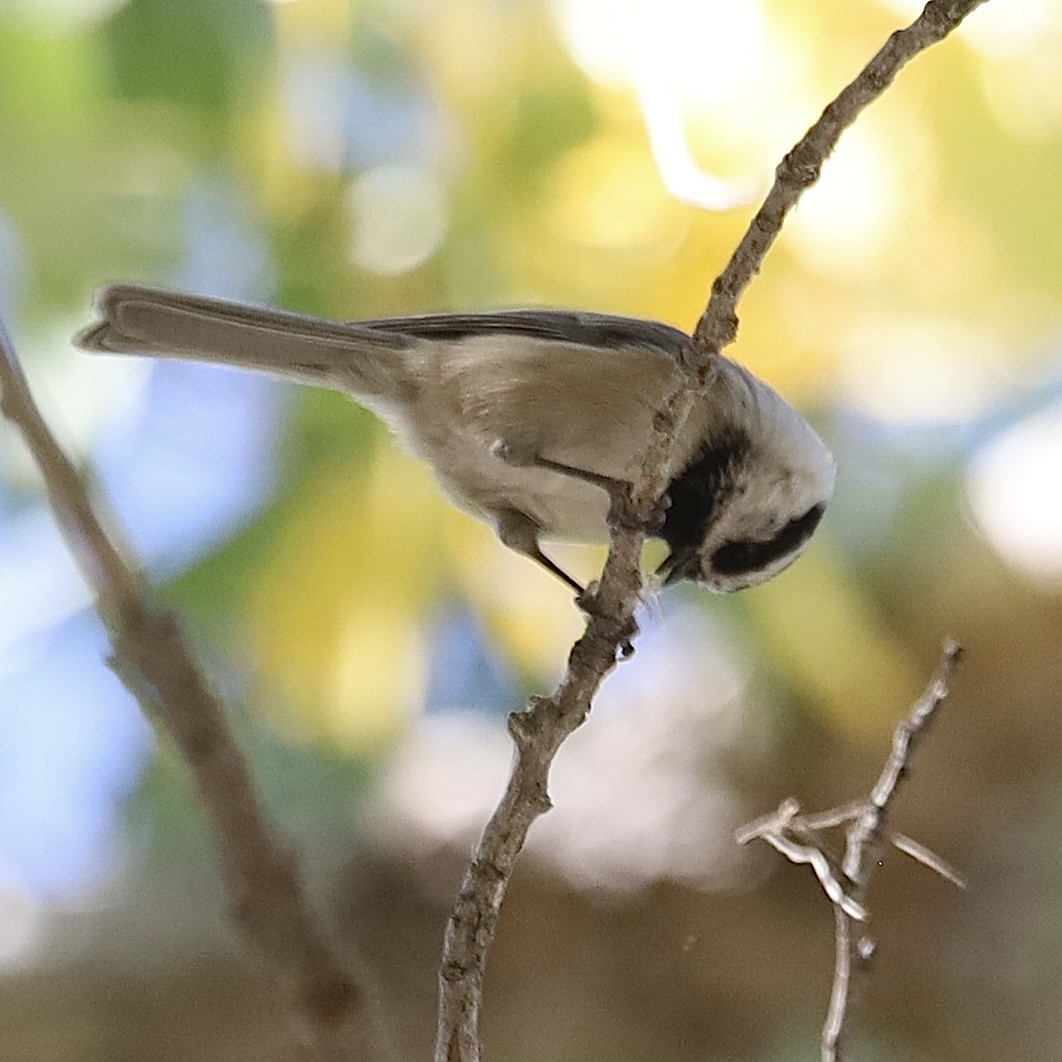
<box><xmin>434</xmin><ymin>3</ymin><xmax>989</xmax><ymax>1060</ymax></box>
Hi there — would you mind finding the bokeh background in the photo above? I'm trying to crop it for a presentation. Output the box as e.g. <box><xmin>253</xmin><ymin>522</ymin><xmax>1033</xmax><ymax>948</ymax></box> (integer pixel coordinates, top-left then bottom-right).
<box><xmin>1</xmin><ymin>0</ymin><xmax>1061</xmax><ymax>1059</ymax></box>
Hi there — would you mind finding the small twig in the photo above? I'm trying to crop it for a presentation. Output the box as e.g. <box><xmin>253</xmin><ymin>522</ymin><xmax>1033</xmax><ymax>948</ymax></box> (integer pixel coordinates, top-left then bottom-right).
<box><xmin>0</xmin><ymin>322</ymin><xmax>381</xmax><ymax>1061</ymax></box>
<box><xmin>891</xmin><ymin>833</ymin><xmax>968</xmax><ymax>891</ymax></box>
<box><xmin>738</xmin><ymin>640</ymin><xmax>964</xmax><ymax>1062</ymax></box>
<box><xmin>821</xmin><ymin>640</ymin><xmax>964</xmax><ymax>1061</ymax></box>
<box><xmin>434</xmin><ymin>2</ymin><xmax>988</xmax><ymax>1059</ymax></box>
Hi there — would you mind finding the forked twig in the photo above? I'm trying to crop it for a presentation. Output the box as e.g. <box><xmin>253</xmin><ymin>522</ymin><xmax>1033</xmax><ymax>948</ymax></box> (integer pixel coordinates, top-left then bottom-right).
<box><xmin>738</xmin><ymin>640</ymin><xmax>964</xmax><ymax>1060</ymax></box>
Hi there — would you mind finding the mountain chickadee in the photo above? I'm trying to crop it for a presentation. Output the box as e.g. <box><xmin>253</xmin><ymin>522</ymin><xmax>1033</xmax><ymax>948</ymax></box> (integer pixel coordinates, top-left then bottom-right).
<box><xmin>77</xmin><ymin>284</ymin><xmax>834</xmax><ymax>594</ymax></box>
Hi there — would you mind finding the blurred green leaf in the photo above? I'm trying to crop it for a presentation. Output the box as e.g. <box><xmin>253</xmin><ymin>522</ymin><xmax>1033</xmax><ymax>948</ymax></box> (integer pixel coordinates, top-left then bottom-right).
<box><xmin>104</xmin><ymin>0</ymin><xmax>273</xmax><ymax>120</ymax></box>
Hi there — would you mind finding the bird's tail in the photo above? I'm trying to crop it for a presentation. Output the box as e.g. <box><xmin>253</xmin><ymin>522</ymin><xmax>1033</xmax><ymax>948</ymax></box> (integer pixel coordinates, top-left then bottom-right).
<box><xmin>75</xmin><ymin>283</ymin><xmax>411</xmax><ymax>400</ymax></box>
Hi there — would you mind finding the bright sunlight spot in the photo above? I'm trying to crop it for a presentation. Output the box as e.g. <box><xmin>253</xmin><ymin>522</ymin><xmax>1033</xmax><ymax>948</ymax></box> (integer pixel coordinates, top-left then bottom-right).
<box><xmin>553</xmin><ymin>0</ymin><xmax>811</xmax><ymax>206</ymax></box>
<box><xmin>968</xmin><ymin>403</ymin><xmax>1062</xmax><ymax>585</ymax></box>
<box><xmin>788</xmin><ymin>123</ymin><xmax>908</xmax><ymax>276</ymax></box>
<box><xmin>372</xmin><ymin>607</ymin><xmax>754</xmax><ymax>893</ymax></box>
<box><xmin>958</xmin><ymin>0</ymin><xmax>1053</xmax><ymax>59</ymax></box>
<box><xmin>838</xmin><ymin>315</ymin><xmax>1004</xmax><ymax>424</ymax></box>
<box><xmin>347</xmin><ymin>165</ymin><xmax>449</xmax><ymax>276</ymax></box>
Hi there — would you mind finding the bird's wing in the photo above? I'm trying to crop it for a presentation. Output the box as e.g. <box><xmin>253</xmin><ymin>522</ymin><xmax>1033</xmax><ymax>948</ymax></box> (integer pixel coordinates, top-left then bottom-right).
<box><xmin>356</xmin><ymin>309</ymin><xmax>689</xmax><ymax>357</ymax></box>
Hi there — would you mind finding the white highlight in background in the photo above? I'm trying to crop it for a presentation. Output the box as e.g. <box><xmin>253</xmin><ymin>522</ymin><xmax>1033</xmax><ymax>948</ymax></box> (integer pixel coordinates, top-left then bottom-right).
<box><xmin>369</xmin><ymin>606</ymin><xmax>757</xmax><ymax>893</ymax></box>
<box><xmin>347</xmin><ymin>165</ymin><xmax>449</xmax><ymax>276</ymax></box>
<box><xmin>0</xmin><ymin>876</ymin><xmax>43</xmax><ymax>969</ymax></box>
<box><xmin>788</xmin><ymin>124</ymin><xmax>904</xmax><ymax>276</ymax></box>
<box><xmin>968</xmin><ymin>404</ymin><xmax>1062</xmax><ymax>585</ymax></box>
<box><xmin>838</xmin><ymin>316</ymin><xmax>1002</xmax><ymax>425</ymax></box>
<box><xmin>552</xmin><ymin>0</ymin><xmax>803</xmax><ymax>210</ymax></box>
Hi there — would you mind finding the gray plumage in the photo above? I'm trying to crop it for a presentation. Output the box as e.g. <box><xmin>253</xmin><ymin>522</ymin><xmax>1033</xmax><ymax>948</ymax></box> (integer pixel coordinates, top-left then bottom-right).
<box><xmin>77</xmin><ymin>283</ymin><xmax>835</xmax><ymax>593</ymax></box>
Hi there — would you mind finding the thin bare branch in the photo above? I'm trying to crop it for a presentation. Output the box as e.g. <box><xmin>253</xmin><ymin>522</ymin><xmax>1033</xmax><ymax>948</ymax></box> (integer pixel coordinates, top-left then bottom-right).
<box><xmin>892</xmin><ymin>833</ymin><xmax>969</xmax><ymax>891</ymax></box>
<box><xmin>0</xmin><ymin>323</ymin><xmax>382</xmax><ymax>1062</ymax></box>
<box><xmin>823</xmin><ymin>905</ymin><xmax>857</xmax><ymax>1058</ymax></box>
<box><xmin>822</xmin><ymin>640</ymin><xmax>964</xmax><ymax>1061</ymax></box>
<box><xmin>867</xmin><ymin>638</ymin><xmax>964</xmax><ymax>813</ymax></box>
<box><xmin>738</xmin><ymin>641</ymin><xmax>963</xmax><ymax>1062</ymax></box>
<box><xmin>734</xmin><ymin>797</ymin><xmax>802</xmax><ymax>846</ymax></box>
<box><xmin>435</xmin><ymin>1</ymin><xmax>988</xmax><ymax>1059</ymax></box>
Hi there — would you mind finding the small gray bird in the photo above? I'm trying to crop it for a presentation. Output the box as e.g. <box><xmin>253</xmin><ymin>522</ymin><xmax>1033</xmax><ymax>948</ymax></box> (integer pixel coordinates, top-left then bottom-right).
<box><xmin>77</xmin><ymin>284</ymin><xmax>834</xmax><ymax>593</ymax></box>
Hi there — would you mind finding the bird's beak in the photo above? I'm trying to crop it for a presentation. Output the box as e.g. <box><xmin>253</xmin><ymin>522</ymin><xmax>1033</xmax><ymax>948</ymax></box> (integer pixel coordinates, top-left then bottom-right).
<box><xmin>657</xmin><ymin>548</ymin><xmax>700</xmax><ymax>586</ymax></box>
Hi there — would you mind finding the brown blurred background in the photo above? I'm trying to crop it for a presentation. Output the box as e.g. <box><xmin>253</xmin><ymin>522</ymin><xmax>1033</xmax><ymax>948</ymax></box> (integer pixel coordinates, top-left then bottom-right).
<box><xmin>1</xmin><ymin>0</ymin><xmax>1061</xmax><ymax>1059</ymax></box>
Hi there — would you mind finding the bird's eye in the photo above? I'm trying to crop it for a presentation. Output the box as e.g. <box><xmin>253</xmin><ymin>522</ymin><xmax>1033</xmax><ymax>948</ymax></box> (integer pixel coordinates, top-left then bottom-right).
<box><xmin>711</xmin><ymin>503</ymin><xmax>825</xmax><ymax>576</ymax></box>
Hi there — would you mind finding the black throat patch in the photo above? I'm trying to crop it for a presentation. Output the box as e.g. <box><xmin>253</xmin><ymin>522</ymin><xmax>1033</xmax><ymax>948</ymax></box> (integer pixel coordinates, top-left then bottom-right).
<box><xmin>660</xmin><ymin>430</ymin><xmax>751</xmax><ymax>554</ymax></box>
